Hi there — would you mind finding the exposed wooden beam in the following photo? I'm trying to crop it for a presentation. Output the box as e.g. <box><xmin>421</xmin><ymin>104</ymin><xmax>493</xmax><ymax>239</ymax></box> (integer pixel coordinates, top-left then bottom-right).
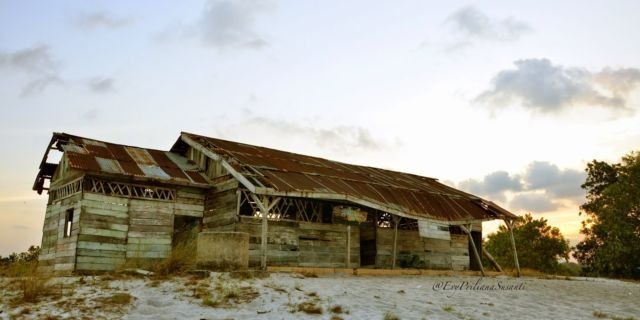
<box><xmin>460</xmin><ymin>224</ymin><xmax>485</xmax><ymax>276</ymax></box>
<box><xmin>391</xmin><ymin>215</ymin><xmax>400</xmax><ymax>269</ymax></box>
<box><xmin>505</xmin><ymin>219</ymin><xmax>521</xmax><ymax>277</ymax></box>
<box><xmin>482</xmin><ymin>248</ymin><xmax>503</xmax><ymax>273</ymax></box>
<box><xmin>249</xmin><ymin>193</ymin><xmax>281</xmax><ymax>271</ymax></box>
<box><xmin>180</xmin><ymin>133</ymin><xmax>257</xmax><ymax>193</ymax></box>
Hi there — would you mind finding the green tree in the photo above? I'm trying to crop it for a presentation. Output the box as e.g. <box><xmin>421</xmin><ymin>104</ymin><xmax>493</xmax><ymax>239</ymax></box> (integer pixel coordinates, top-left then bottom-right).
<box><xmin>484</xmin><ymin>214</ymin><xmax>570</xmax><ymax>273</ymax></box>
<box><xmin>574</xmin><ymin>151</ymin><xmax>640</xmax><ymax>278</ymax></box>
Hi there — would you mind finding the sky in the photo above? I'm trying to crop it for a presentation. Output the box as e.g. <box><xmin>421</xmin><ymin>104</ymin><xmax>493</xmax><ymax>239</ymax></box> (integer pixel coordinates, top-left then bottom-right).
<box><xmin>1</xmin><ymin>0</ymin><xmax>639</xmax><ymax>256</ymax></box>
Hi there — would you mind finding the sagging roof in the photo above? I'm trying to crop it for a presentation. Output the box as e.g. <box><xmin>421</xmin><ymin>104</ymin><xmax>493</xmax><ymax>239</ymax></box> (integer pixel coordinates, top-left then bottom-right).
<box><xmin>33</xmin><ymin>133</ymin><xmax>210</xmax><ymax>193</ymax></box>
<box><xmin>174</xmin><ymin>132</ymin><xmax>517</xmax><ymax>223</ymax></box>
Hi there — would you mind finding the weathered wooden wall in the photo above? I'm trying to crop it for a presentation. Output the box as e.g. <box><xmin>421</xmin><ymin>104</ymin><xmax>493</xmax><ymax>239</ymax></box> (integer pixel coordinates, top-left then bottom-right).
<box><xmin>375</xmin><ymin>228</ymin><xmax>470</xmax><ymax>270</ymax></box>
<box><xmin>39</xmin><ymin>175</ymin><xmax>206</xmax><ymax>273</ymax></box>
<box><xmin>203</xmin><ymin>179</ymin><xmax>238</xmax><ymax>230</ymax></box>
<box><xmin>39</xmin><ymin>193</ymin><xmax>82</xmax><ymax>273</ymax></box>
<box><xmin>234</xmin><ymin>217</ymin><xmax>360</xmax><ymax>268</ymax></box>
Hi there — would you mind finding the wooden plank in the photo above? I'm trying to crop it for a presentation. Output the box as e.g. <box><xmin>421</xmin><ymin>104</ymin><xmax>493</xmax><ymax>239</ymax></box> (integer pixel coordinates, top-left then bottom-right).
<box><xmin>127</xmin><ymin>237</ymin><xmax>172</xmax><ymax>245</ymax></box>
<box><xmin>83</xmin><ymin>193</ymin><xmax>130</xmax><ymax>206</ymax></box>
<box><xmin>127</xmin><ymin>231</ymin><xmax>172</xmax><ymax>238</ymax></box>
<box><xmin>81</xmin><ymin>227</ymin><xmax>127</xmax><ymax>239</ymax></box>
<box><xmin>76</xmin><ymin>256</ymin><xmax>125</xmax><ymax>265</ymax></box>
<box><xmin>76</xmin><ymin>248</ymin><xmax>125</xmax><ymax>258</ymax></box>
<box><xmin>75</xmin><ymin>262</ymin><xmax>117</xmax><ymax>271</ymax></box>
<box><xmin>78</xmin><ymin>234</ymin><xmax>127</xmax><ymax>244</ymax></box>
<box><xmin>129</xmin><ymin>224</ymin><xmax>173</xmax><ymax>233</ymax></box>
<box><xmin>77</xmin><ymin>241</ymin><xmax>126</xmax><ymax>252</ymax></box>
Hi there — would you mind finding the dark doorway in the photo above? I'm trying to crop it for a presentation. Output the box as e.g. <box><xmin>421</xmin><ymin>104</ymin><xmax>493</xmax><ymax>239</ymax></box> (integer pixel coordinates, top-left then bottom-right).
<box><xmin>173</xmin><ymin>215</ymin><xmax>201</xmax><ymax>246</ymax></box>
<box><xmin>359</xmin><ymin>221</ymin><xmax>377</xmax><ymax>266</ymax></box>
<box><xmin>468</xmin><ymin>230</ymin><xmax>483</xmax><ymax>271</ymax></box>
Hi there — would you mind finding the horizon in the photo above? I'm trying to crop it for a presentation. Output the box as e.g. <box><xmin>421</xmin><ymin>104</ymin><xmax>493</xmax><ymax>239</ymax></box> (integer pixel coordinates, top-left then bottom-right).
<box><xmin>2</xmin><ymin>0</ymin><xmax>640</xmax><ymax>256</ymax></box>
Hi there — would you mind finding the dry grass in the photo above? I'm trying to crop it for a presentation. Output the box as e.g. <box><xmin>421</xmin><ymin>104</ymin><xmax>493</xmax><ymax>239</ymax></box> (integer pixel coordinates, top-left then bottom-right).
<box><xmin>383</xmin><ymin>311</ymin><xmax>400</xmax><ymax>320</ymax></box>
<box><xmin>296</xmin><ymin>300</ymin><xmax>323</xmax><ymax>314</ymax></box>
<box><xmin>297</xmin><ymin>271</ymin><xmax>319</xmax><ymax>278</ymax></box>
<box><xmin>593</xmin><ymin>311</ymin><xmax>637</xmax><ymax>320</ymax></box>
<box><xmin>330</xmin><ymin>304</ymin><xmax>345</xmax><ymax>314</ymax></box>
<box><xmin>153</xmin><ymin>231</ymin><xmax>197</xmax><ymax>277</ymax></box>
<box><xmin>11</xmin><ymin>275</ymin><xmax>56</xmax><ymax>305</ymax></box>
<box><xmin>97</xmin><ymin>292</ymin><xmax>133</xmax><ymax>305</ymax></box>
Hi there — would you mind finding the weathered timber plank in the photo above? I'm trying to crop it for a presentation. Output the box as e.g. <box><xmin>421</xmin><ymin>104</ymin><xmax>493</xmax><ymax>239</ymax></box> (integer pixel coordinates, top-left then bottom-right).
<box><xmin>77</xmin><ymin>241</ymin><xmax>126</xmax><ymax>252</ymax></box>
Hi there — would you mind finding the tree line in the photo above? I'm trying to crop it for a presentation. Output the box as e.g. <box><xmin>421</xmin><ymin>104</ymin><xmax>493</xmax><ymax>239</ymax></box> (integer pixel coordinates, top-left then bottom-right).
<box><xmin>484</xmin><ymin>151</ymin><xmax>640</xmax><ymax>279</ymax></box>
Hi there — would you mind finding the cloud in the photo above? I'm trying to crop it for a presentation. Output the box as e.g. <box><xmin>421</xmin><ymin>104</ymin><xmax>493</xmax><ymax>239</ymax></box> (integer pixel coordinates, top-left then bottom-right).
<box><xmin>457</xmin><ymin>161</ymin><xmax>586</xmax><ymax>213</ymax></box>
<box><xmin>198</xmin><ymin>0</ymin><xmax>274</xmax><ymax>50</ymax></box>
<box><xmin>458</xmin><ymin>170</ymin><xmax>522</xmax><ymax>202</ymax></box>
<box><xmin>238</xmin><ymin>116</ymin><xmax>393</xmax><ymax>152</ymax></box>
<box><xmin>87</xmin><ymin>77</ymin><xmax>115</xmax><ymax>93</ymax></box>
<box><xmin>0</xmin><ymin>44</ymin><xmax>62</xmax><ymax>96</ymax></box>
<box><xmin>447</xmin><ymin>6</ymin><xmax>531</xmax><ymax>42</ymax></box>
<box><xmin>523</xmin><ymin>161</ymin><xmax>586</xmax><ymax>198</ymax></box>
<box><xmin>509</xmin><ymin>193</ymin><xmax>561</xmax><ymax>212</ymax></box>
<box><xmin>476</xmin><ymin>58</ymin><xmax>640</xmax><ymax>113</ymax></box>
<box><xmin>76</xmin><ymin>11</ymin><xmax>134</xmax><ymax>29</ymax></box>
<box><xmin>12</xmin><ymin>225</ymin><xmax>29</xmax><ymax>230</ymax></box>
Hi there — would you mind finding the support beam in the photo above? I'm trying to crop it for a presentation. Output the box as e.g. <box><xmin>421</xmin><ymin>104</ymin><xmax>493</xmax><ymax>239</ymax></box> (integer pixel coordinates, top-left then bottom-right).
<box><xmin>460</xmin><ymin>224</ymin><xmax>485</xmax><ymax>276</ymax></box>
<box><xmin>346</xmin><ymin>225</ymin><xmax>351</xmax><ymax>268</ymax></box>
<box><xmin>249</xmin><ymin>194</ymin><xmax>281</xmax><ymax>271</ymax></box>
<box><xmin>391</xmin><ymin>215</ymin><xmax>399</xmax><ymax>269</ymax></box>
<box><xmin>505</xmin><ymin>219</ymin><xmax>521</xmax><ymax>277</ymax></box>
<box><xmin>482</xmin><ymin>248</ymin><xmax>503</xmax><ymax>273</ymax></box>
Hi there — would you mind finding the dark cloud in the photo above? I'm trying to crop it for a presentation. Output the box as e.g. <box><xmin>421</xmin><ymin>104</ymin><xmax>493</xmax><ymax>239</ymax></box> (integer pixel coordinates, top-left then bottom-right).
<box><xmin>76</xmin><ymin>11</ymin><xmax>134</xmax><ymax>29</ymax></box>
<box><xmin>87</xmin><ymin>77</ymin><xmax>115</xmax><ymax>93</ymax></box>
<box><xmin>447</xmin><ymin>6</ymin><xmax>531</xmax><ymax>42</ymax></box>
<box><xmin>458</xmin><ymin>170</ymin><xmax>522</xmax><ymax>202</ymax></box>
<box><xmin>457</xmin><ymin>161</ymin><xmax>586</xmax><ymax>213</ymax></box>
<box><xmin>476</xmin><ymin>58</ymin><xmax>640</xmax><ymax>113</ymax></box>
<box><xmin>524</xmin><ymin>161</ymin><xmax>586</xmax><ymax>198</ymax></box>
<box><xmin>0</xmin><ymin>44</ymin><xmax>62</xmax><ymax>96</ymax></box>
<box><xmin>509</xmin><ymin>193</ymin><xmax>561</xmax><ymax>213</ymax></box>
<box><xmin>198</xmin><ymin>0</ymin><xmax>274</xmax><ymax>50</ymax></box>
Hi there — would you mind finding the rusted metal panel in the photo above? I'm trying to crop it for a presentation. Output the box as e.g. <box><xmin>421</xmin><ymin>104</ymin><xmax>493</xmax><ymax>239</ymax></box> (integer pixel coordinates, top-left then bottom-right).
<box><xmin>67</xmin><ymin>153</ymin><xmax>101</xmax><ymax>172</ymax></box>
<box><xmin>138</xmin><ymin>164</ymin><xmax>171</xmax><ymax>180</ymax></box>
<box><xmin>125</xmin><ymin>147</ymin><xmax>156</xmax><ymax>166</ymax></box>
<box><xmin>85</xmin><ymin>144</ymin><xmax>112</xmax><ymax>159</ymax></box>
<box><xmin>36</xmin><ymin>133</ymin><xmax>210</xmax><ymax>189</ymax></box>
<box><xmin>95</xmin><ymin>157</ymin><xmax>124</xmax><ymax>174</ymax></box>
<box><xmin>175</xmin><ymin>132</ymin><xmax>518</xmax><ymax>222</ymax></box>
<box><xmin>185</xmin><ymin>171</ymin><xmax>208</xmax><ymax>184</ymax></box>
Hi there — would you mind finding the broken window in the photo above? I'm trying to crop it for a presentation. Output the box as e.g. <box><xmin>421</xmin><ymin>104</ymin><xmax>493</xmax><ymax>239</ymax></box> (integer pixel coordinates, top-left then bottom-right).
<box><xmin>64</xmin><ymin>209</ymin><xmax>74</xmax><ymax>237</ymax></box>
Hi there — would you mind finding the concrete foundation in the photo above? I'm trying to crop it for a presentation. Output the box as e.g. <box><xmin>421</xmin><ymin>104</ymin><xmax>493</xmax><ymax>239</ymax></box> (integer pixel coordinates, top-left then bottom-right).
<box><xmin>196</xmin><ymin>231</ymin><xmax>249</xmax><ymax>270</ymax></box>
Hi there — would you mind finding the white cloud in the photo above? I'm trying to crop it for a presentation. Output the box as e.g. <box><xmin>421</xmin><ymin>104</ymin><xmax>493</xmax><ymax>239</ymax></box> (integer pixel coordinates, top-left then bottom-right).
<box><xmin>476</xmin><ymin>58</ymin><xmax>640</xmax><ymax>114</ymax></box>
<box><xmin>447</xmin><ymin>6</ymin><xmax>531</xmax><ymax>42</ymax></box>
<box><xmin>76</xmin><ymin>11</ymin><xmax>135</xmax><ymax>29</ymax></box>
<box><xmin>198</xmin><ymin>0</ymin><xmax>275</xmax><ymax>50</ymax></box>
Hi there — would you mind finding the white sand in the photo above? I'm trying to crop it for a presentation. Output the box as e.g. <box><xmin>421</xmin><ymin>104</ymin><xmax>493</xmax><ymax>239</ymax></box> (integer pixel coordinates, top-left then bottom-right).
<box><xmin>1</xmin><ymin>273</ymin><xmax>638</xmax><ymax>319</ymax></box>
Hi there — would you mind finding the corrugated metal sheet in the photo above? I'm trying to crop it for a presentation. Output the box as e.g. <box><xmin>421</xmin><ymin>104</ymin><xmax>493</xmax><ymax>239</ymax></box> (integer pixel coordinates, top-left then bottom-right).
<box><xmin>179</xmin><ymin>132</ymin><xmax>517</xmax><ymax>222</ymax></box>
<box><xmin>49</xmin><ymin>133</ymin><xmax>209</xmax><ymax>186</ymax></box>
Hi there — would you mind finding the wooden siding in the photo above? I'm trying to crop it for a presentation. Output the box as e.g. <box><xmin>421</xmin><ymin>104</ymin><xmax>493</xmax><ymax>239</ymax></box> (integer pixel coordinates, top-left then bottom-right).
<box><xmin>39</xmin><ymin>193</ymin><xmax>82</xmax><ymax>273</ymax></box>
<box><xmin>375</xmin><ymin>228</ymin><xmax>470</xmax><ymax>270</ymax></box>
<box><xmin>235</xmin><ymin>217</ymin><xmax>360</xmax><ymax>268</ymax></box>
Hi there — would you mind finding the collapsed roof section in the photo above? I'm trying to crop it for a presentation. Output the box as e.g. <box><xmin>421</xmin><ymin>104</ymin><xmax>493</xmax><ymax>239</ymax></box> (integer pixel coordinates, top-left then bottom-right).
<box><xmin>33</xmin><ymin>132</ymin><xmax>210</xmax><ymax>194</ymax></box>
<box><xmin>173</xmin><ymin>132</ymin><xmax>517</xmax><ymax>223</ymax></box>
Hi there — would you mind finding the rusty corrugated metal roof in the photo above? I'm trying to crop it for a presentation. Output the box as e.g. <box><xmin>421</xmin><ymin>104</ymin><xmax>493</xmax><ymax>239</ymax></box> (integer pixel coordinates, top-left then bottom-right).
<box><xmin>177</xmin><ymin>132</ymin><xmax>517</xmax><ymax>222</ymax></box>
<box><xmin>44</xmin><ymin>133</ymin><xmax>209</xmax><ymax>187</ymax></box>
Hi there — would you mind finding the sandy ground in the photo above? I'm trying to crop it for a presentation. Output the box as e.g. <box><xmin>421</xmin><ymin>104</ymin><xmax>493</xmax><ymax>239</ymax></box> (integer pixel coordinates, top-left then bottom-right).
<box><xmin>1</xmin><ymin>273</ymin><xmax>638</xmax><ymax>320</ymax></box>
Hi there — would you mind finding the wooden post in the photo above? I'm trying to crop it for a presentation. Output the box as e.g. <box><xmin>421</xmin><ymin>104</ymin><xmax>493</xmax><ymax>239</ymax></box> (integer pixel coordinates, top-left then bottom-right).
<box><xmin>260</xmin><ymin>202</ymin><xmax>268</xmax><ymax>271</ymax></box>
<box><xmin>347</xmin><ymin>225</ymin><xmax>352</xmax><ymax>268</ymax></box>
<box><xmin>482</xmin><ymin>248</ymin><xmax>503</xmax><ymax>273</ymax></box>
<box><xmin>460</xmin><ymin>224</ymin><xmax>485</xmax><ymax>277</ymax></box>
<box><xmin>249</xmin><ymin>194</ymin><xmax>281</xmax><ymax>271</ymax></box>
<box><xmin>392</xmin><ymin>215</ymin><xmax>399</xmax><ymax>269</ymax></box>
<box><xmin>505</xmin><ymin>219</ymin><xmax>521</xmax><ymax>277</ymax></box>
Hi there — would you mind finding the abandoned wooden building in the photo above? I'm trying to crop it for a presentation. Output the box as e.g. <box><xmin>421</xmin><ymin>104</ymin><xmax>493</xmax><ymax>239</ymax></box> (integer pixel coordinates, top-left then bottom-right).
<box><xmin>33</xmin><ymin>132</ymin><xmax>519</xmax><ymax>274</ymax></box>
